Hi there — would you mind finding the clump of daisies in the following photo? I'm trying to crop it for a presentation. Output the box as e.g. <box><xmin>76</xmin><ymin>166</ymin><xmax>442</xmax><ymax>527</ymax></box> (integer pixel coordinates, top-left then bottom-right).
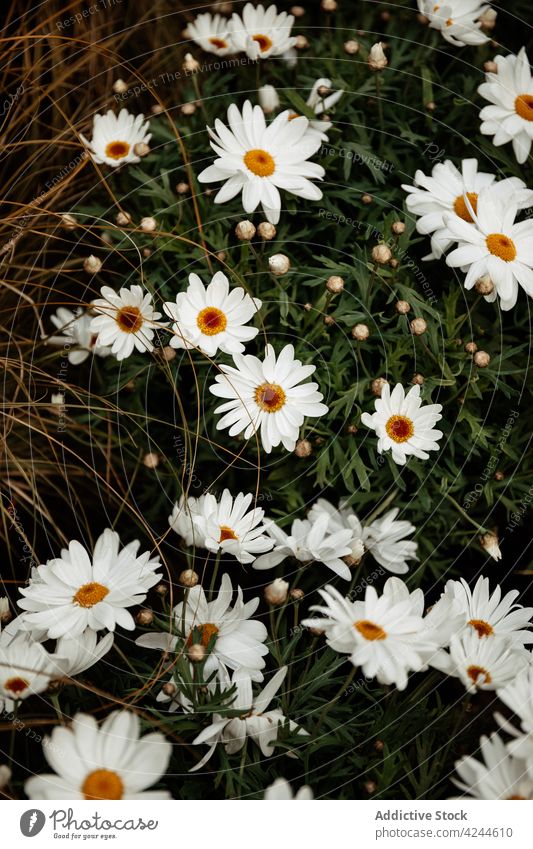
<box><xmin>47</xmin><ymin>307</ymin><xmax>112</xmax><ymax>364</ymax></box>
<box><xmin>80</xmin><ymin>109</ymin><xmax>151</xmax><ymax>167</ymax></box>
<box><xmin>417</xmin><ymin>0</ymin><xmax>493</xmax><ymax>47</ymax></box>
<box><xmin>453</xmin><ymin>733</ymin><xmax>533</xmax><ymax>800</ymax></box>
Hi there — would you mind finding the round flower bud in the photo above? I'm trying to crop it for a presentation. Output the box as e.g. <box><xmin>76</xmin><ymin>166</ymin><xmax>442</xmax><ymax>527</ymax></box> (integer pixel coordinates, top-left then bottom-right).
<box><xmin>290</xmin><ymin>588</ymin><xmax>305</xmax><ymax>601</ymax></box>
<box><xmin>140</xmin><ymin>216</ymin><xmax>157</xmax><ymax>233</ymax></box>
<box><xmin>161</xmin><ymin>345</ymin><xmax>176</xmax><ymax>362</ymax></box>
<box><xmin>368</xmin><ymin>42</ymin><xmax>388</xmax><ymax>71</ymax></box>
<box><xmin>303</xmin><ymin>302</ymin><xmax>313</xmax><ymax>312</ymax></box>
<box><xmin>143</xmin><ymin>452</ymin><xmax>159</xmax><ymax>469</ymax></box>
<box><xmin>321</xmin><ymin>0</ymin><xmax>337</xmax><ymax>10</ymax></box>
<box><xmin>162</xmin><ymin>682</ymin><xmax>177</xmax><ymax>697</ymax></box>
<box><xmin>381</xmin><ymin>10</ymin><xmax>391</xmax><ymax>20</ymax></box>
<box><xmin>326</xmin><ymin>274</ymin><xmax>344</xmax><ymax>294</ymax></box>
<box><xmin>257</xmin><ymin>221</ymin><xmax>276</xmax><ymax>240</ymax></box>
<box><xmin>372</xmin><ymin>244</ymin><xmax>392</xmax><ymax>264</ymax></box>
<box><xmin>183</xmin><ymin>53</ymin><xmax>200</xmax><ymax>73</ymax></box>
<box><xmin>112</xmin><ymin>78</ymin><xmax>128</xmax><ymax>94</ymax></box>
<box><xmin>389</xmin><ymin>258</ymin><xmax>399</xmax><ymax>269</ymax></box>
<box><xmin>268</xmin><ymin>253</ymin><xmax>290</xmax><ymax>276</ymax></box>
<box><xmin>136</xmin><ymin>608</ymin><xmax>153</xmax><ymax>626</ymax></box>
<box><xmin>324</xmin><ymin>315</ymin><xmax>335</xmax><ymax>326</ymax></box>
<box><xmin>143</xmin><ymin>248</ymin><xmax>152</xmax><ymax>258</ymax></box>
<box><xmin>364</xmin><ymin>780</ymin><xmax>377</xmax><ymax>794</ymax></box>
<box><xmin>235</xmin><ymin>220</ymin><xmax>256</xmax><ymax>240</ymax></box>
<box><xmin>484</xmin><ymin>60</ymin><xmax>498</xmax><ymax>73</ymax></box>
<box><xmin>494</xmin><ymin>470</ymin><xmax>505</xmax><ymax>481</ymax></box>
<box><xmin>346</xmin><ymin>424</ymin><xmax>358</xmax><ymax>434</ymax></box>
<box><xmin>61</xmin><ymin>213</ymin><xmax>77</xmax><ymax>230</ymax></box>
<box><xmin>464</xmin><ymin>341</ymin><xmax>477</xmax><ymax>354</ymax></box>
<box><xmin>115</xmin><ymin>210</ymin><xmax>131</xmax><ymax>226</ymax></box>
<box><xmin>361</xmin><ymin>193</ymin><xmax>372</xmax><ymax>204</ymax></box>
<box><xmin>294</xmin><ymin>438</ymin><xmax>313</xmax><ymax>458</ymax></box>
<box><xmin>264</xmin><ymin>578</ymin><xmax>289</xmax><ymax>606</ymax></box>
<box><xmin>374</xmin><ymin>740</ymin><xmax>384</xmax><ymax>752</ymax></box>
<box><xmin>412</xmin><ymin>373</ymin><xmax>424</xmax><ymax>385</ymax></box>
<box><xmin>396</xmin><ymin>300</ymin><xmax>410</xmax><ymax>314</ymax></box>
<box><xmin>216</xmin><ymin>250</ymin><xmax>227</xmax><ymax>262</ymax></box>
<box><xmin>151</xmin><ymin>104</ymin><xmax>164</xmax><ymax>115</ymax></box>
<box><xmin>475</xmin><ymin>274</ymin><xmax>494</xmax><ymax>295</ymax></box>
<box><xmin>258</xmin><ymin>84</ymin><xmax>280</xmax><ymax>114</ymax></box>
<box><xmin>371</xmin><ymin>377</ymin><xmax>388</xmax><ymax>397</ymax></box>
<box><xmin>391</xmin><ymin>221</ymin><xmax>405</xmax><ymax>235</ymax></box>
<box><xmin>344</xmin><ymin>39</ymin><xmax>360</xmax><ymax>55</ymax></box>
<box><xmin>410</xmin><ymin>317</ymin><xmax>427</xmax><ymax>335</ymax></box>
<box><xmin>474</xmin><ymin>350</ymin><xmax>490</xmax><ymax>368</ymax></box>
<box><xmin>425</xmin><ymin>101</ymin><xmax>437</xmax><ymax>112</ymax></box>
<box><xmin>295</xmin><ymin>35</ymin><xmax>309</xmax><ymax>49</ymax></box>
<box><xmin>188</xmin><ymin>644</ymin><xmax>206</xmax><ymax>663</ymax></box>
<box><xmin>352</xmin><ymin>323</ymin><xmax>369</xmax><ymax>341</ymax></box>
<box><xmin>83</xmin><ymin>254</ymin><xmax>102</xmax><ymax>274</ymax></box>
<box><xmin>134</xmin><ymin>142</ymin><xmax>150</xmax><ymax>157</ymax></box>
<box><xmin>181</xmin><ymin>102</ymin><xmax>196</xmax><ymax>115</ymax></box>
<box><xmin>155</xmin><ymin>583</ymin><xmax>168</xmax><ymax>596</ymax></box>
<box><xmin>176</xmin><ymin>181</ymin><xmax>189</xmax><ymax>195</ymax></box>
<box><xmin>290</xmin><ymin>5</ymin><xmax>305</xmax><ymax>16</ymax></box>
<box><xmin>179</xmin><ymin>569</ymin><xmax>199</xmax><ymax>588</ymax></box>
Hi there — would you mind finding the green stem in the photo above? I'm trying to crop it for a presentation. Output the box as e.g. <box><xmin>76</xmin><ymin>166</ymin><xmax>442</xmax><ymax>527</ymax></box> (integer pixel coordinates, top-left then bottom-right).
<box><xmin>209</xmin><ymin>549</ymin><xmax>222</xmax><ymax>597</ymax></box>
<box><xmin>314</xmin><ymin>665</ymin><xmax>357</xmax><ymax>736</ymax></box>
<box><xmin>442</xmin><ymin>491</ymin><xmax>489</xmax><ymax>533</ymax></box>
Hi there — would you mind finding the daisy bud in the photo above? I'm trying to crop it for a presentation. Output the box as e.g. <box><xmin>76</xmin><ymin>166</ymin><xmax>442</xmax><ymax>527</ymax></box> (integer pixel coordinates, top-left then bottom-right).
<box><xmin>321</xmin><ymin>0</ymin><xmax>337</xmax><ymax>10</ymax></box>
<box><xmin>374</xmin><ymin>740</ymin><xmax>384</xmax><ymax>752</ymax></box>
<box><xmin>303</xmin><ymin>302</ymin><xmax>313</xmax><ymax>312</ymax></box>
<box><xmin>179</xmin><ymin>569</ymin><xmax>199</xmax><ymax>588</ymax></box>
<box><xmin>324</xmin><ymin>315</ymin><xmax>335</xmax><ymax>326</ymax></box>
<box><xmin>372</xmin><ymin>244</ymin><xmax>392</xmax><ymax>264</ymax></box>
<box><xmin>115</xmin><ymin>211</ymin><xmax>131</xmax><ymax>226</ymax></box>
<box><xmin>143</xmin><ymin>248</ymin><xmax>152</xmax><ymax>257</ymax></box>
<box><xmin>216</xmin><ymin>250</ymin><xmax>227</xmax><ymax>262</ymax></box>
<box><xmin>134</xmin><ymin>142</ymin><xmax>150</xmax><ymax>157</ymax></box>
<box><xmin>480</xmin><ymin>531</ymin><xmax>502</xmax><ymax>561</ymax></box>
<box><xmin>235</xmin><ymin>220</ymin><xmax>256</xmax><ymax>240</ymax></box>
<box><xmin>389</xmin><ymin>258</ymin><xmax>399</xmax><ymax>269</ymax></box>
<box><xmin>269</xmin><ymin>253</ymin><xmax>290</xmax><ymax>276</ymax></box>
<box><xmin>0</xmin><ymin>597</ymin><xmax>11</xmax><ymax>623</ymax></box>
<box><xmin>143</xmin><ymin>452</ymin><xmax>159</xmax><ymax>469</ymax></box>
<box><xmin>155</xmin><ymin>583</ymin><xmax>168</xmax><ymax>596</ymax></box>
<box><xmin>425</xmin><ymin>101</ymin><xmax>437</xmax><ymax>112</ymax></box>
<box><xmin>162</xmin><ymin>682</ymin><xmax>177</xmax><ymax>697</ymax></box>
<box><xmin>258</xmin><ymin>85</ymin><xmax>280</xmax><ymax>114</ymax></box>
<box><xmin>412</xmin><ymin>373</ymin><xmax>424</xmax><ymax>385</ymax></box>
<box><xmin>264</xmin><ymin>578</ymin><xmax>289</xmax><ymax>606</ymax></box>
<box><xmin>371</xmin><ymin>377</ymin><xmax>388</xmax><ymax>397</ymax></box>
<box><xmin>368</xmin><ymin>42</ymin><xmax>388</xmax><ymax>71</ymax></box>
<box><xmin>290</xmin><ymin>588</ymin><xmax>305</xmax><ymax>601</ymax></box>
<box><xmin>381</xmin><ymin>10</ymin><xmax>391</xmax><ymax>21</ymax></box>
<box><xmin>112</xmin><ymin>78</ymin><xmax>128</xmax><ymax>94</ymax></box>
<box><xmin>136</xmin><ymin>608</ymin><xmax>153</xmax><ymax>626</ymax></box>
<box><xmin>464</xmin><ymin>341</ymin><xmax>477</xmax><ymax>354</ymax></box>
<box><xmin>161</xmin><ymin>345</ymin><xmax>176</xmax><ymax>362</ymax></box>
<box><xmin>494</xmin><ymin>470</ymin><xmax>505</xmax><ymax>481</ymax></box>
<box><xmin>176</xmin><ymin>181</ymin><xmax>189</xmax><ymax>194</ymax></box>
<box><xmin>83</xmin><ymin>254</ymin><xmax>102</xmax><ymax>274</ymax></box>
<box><xmin>391</xmin><ymin>221</ymin><xmax>405</xmax><ymax>235</ymax></box>
<box><xmin>361</xmin><ymin>193</ymin><xmax>373</xmax><ymax>204</ymax></box>
<box><xmin>396</xmin><ymin>300</ymin><xmax>410</xmax><ymax>314</ymax></box>
<box><xmin>181</xmin><ymin>102</ymin><xmax>196</xmax><ymax>115</ymax></box>
<box><xmin>326</xmin><ymin>274</ymin><xmax>344</xmax><ymax>294</ymax></box>
<box><xmin>364</xmin><ymin>780</ymin><xmax>377</xmax><ymax>794</ymax></box>
<box><xmin>475</xmin><ymin>274</ymin><xmax>494</xmax><ymax>295</ymax></box>
<box><xmin>295</xmin><ymin>35</ymin><xmax>309</xmax><ymax>49</ymax></box>
<box><xmin>479</xmin><ymin>8</ymin><xmax>497</xmax><ymax>29</ymax></box>
<box><xmin>352</xmin><ymin>323</ymin><xmax>369</xmax><ymax>341</ymax></box>
<box><xmin>290</xmin><ymin>5</ymin><xmax>305</xmax><ymax>15</ymax></box>
<box><xmin>183</xmin><ymin>53</ymin><xmax>200</xmax><ymax>73</ymax></box>
<box><xmin>474</xmin><ymin>350</ymin><xmax>490</xmax><ymax>368</ymax></box>
<box><xmin>346</xmin><ymin>424</ymin><xmax>358</xmax><ymax>434</ymax></box>
<box><xmin>140</xmin><ymin>216</ymin><xmax>157</xmax><ymax>233</ymax></box>
<box><xmin>410</xmin><ymin>317</ymin><xmax>427</xmax><ymax>335</ymax></box>
<box><xmin>344</xmin><ymin>39</ymin><xmax>360</xmax><ymax>55</ymax></box>
<box><xmin>257</xmin><ymin>221</ymin><xmax>277</xmax><ymax>240</ymax></box>
<box><xmin>484</xmin><ymin>60</ymin><xmax>498</xmax><ymax>74</ymax></box>
<box><xmin>294</xmin><ymin>438</ymin><xmax>313</xmax><ymax>458</ymax></box>
<box><xmin>188</xmin><ymin>643</ymin><xmax>206</xmax><ymax>663</ymax></box>
<box><xmin>61</xmin><ymin>213</ymin><xmax>77</xmax><ymax>230</ymax></box>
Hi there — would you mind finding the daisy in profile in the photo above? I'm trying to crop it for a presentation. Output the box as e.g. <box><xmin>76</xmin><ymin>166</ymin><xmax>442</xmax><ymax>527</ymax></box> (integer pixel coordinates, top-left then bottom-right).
<box><xmin>90</xmin><ymin>285</ymin><xmax>163</xmax><ymax>360</ymax></box>
<box><xmin>17</xmin><ymin>529</ymin><xmax>162</xmax><ymax>639</ymax></box>
<box><xmin>47</xmin><ymin>307</ymin><xmax>112</xmax><ymax>364</ymax></box>
<box><xmin>193</xmin><ymin>490</ymin><xmax>274</xmax><ymax>564</ymax></box>
<box><xmin>364</xmin><ymin>509</ymin><xmax>418</xmax><ymax>575</ymax></box>
<box><xmin>361</xmin><ymin>383</ymin><xmax>443</xmax><ymax>466</ymax></box>
<box><xmin>445</xmin><ymin>187</ymin><xmax>533</xmax><ymax>310</ymax></box>
<box><xmin>0</xmin><ymin>633</ymin><xmax>57</xmax><ymax>713</ymax></box>
<box><xmin>479</xmin><ymin>47</ymin><xmax>533</xmax><ymax>164</ymax></box>
<box><xmin>431</xmin><ymin>630</ymin><xmax>528</xmax><ymax>692</ymax></box>
<box><xmin>453</xmin><ymin>733</ymin><xmax>533</xmax><ymax>800</ymax></box>
<box><xmin>264</xmin><ymin>778</ymin><xmax>313</xmax><ymax>800</ymax></box>
<box><xmin>442</xmin><ymin>576</ymin><xmax>533</xmax><ymax>646</ymax></box>
<box><xmin>25</xmin><ymin>710</ymin><xmax>171</xmax><ymax>799</ymax></box>
<box><xmin>417</xmin><ymin>0</ymin><xmax>492</xmax><ymax>47</ymax></box>
<box><xmin>80</xmin><ymin>109</ymin><xmax>151</xmax><ymax>167</ymax></box>
<box><xmin>53</xmin><ymin>631</ymin><xmax>114</xmax><ymax>678</ymax></box>
<box><xmin>198</xmin><ymin>101</ymin><xmax>325</xmax><ymax>224</ymax></box>
<box><xmin>210</xmin><ymin>343</ymin><xmax>328</xmax><ymax>453</ymax></box>
<box><xmin>188</xmin><ymin>12</ymin><xmax>235</xmax><ymax>56</ymax></box>
<box><xmin>286</xmin><ymin>78</ymin><xmax>345</xmax><ymax>141</ymax></box>
<box><xmin>401</xmin><ymin>158</ymin><xmax>533</xmax><ymax>260</ymax></box>
<box><xmin>229</xmin><ymin>3</ymin><xmax>296</xmax><ymax>60</ymax></box>
<box><xmin>163</xmin><ymin>272</ymin><xmax>261</xmax><ymax>357</ymax></box>
<box><xmin>168</xmin><ymin>494</ymin><xmax>208</xmax><ymax>548</ymax></box>
<box><xmin>496</xmin><ymin>667</ymin><xmax>533</xmax><ymax>774</ymax></box>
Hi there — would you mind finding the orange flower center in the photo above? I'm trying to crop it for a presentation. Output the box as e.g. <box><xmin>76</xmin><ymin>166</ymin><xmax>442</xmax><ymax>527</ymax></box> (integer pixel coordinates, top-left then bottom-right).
<box><xmin>446</xmin><ymin>18</ymin><xmax>453</xmax><ymax>26</ymax></box>
<box><xmin>196</xmin><ymin>306</ymin><xmax>227</xmax><ymax>336</ymax></box>
<box><xmin>243</xmin><ymin>148</ymin><xmax>275</xmax><ymax>177</ymax></box>
<box><xmin>252</xmin><ymin>33</ymin><xmax>273</xmax><ymax>53</ymax></box>
<box><xmin>467</xmin><ymin>665</ymin><xmax>492</xmax><ymax>686</ymax></box>
<box><xmin>453</xmin><ymin>192</ymin><xmax>478</xmax><ymax>223</ymax></box>
<box><xmin>486</xmin><ymin>233</ymin><xmax>516</xmax><ymax>262</ymax></box>
<box><xmin>254</xmin><ymin>382</ymin><xmax>286</xmax><ymax>412</ymax></box>
<box><xmin>105</xmin><ymin>141</ymin><xmax>131</xmax><ymax>160</ymax></box>
<box><xmin>186</xmin><ymin>622</ymin><xmax>220</xmax><ymax>649</ymax></box>
<box><xmin>209</xmin><ymin>37</ymin><xmax>228</xmax><ymax>49</ymax></box>
<box><xmin>82</xmin><ymin>769</ymin><xmax>124</xmax><ymax>800</ymax></box>
<box><xmin>73</xmin><ymin>581</ymin><xmax>109</xmax><ymax>608</ymax></box>
<box><xmin>468</xmin><ymin>618</ymin><xmax>494</xmax><ymax>637</ymax></box>
<box><xmin>515</xmin><ymin>94</ymin><xmax>533</xmax><ymax>121</ymax></box>
<box><xmin>288</xmin><ymin>112</ymin><xmax>300</xmax><ymax>121</ymax></box>
<box><xmin>116</xmin><ymin>305</ymin><xmax>144</xmax><ymax>333</ymax></box>
<box><xmin>4</xmin><ymin>676</ymin><xmax>30</xmax><ymax>695</ymax></box>
<box><xmin>219</xmin><ymin>525</ymin><xmax>238</xmax><ymax>542</ymax></box>
<box><xmin>354</xmin><ymin>620</ymin><xmax>387</xmax><ymax>641</ymax></box>
<box><xmin>385</xmin><ymin>414</ymin><xmax>414</xmax><ymax>443</ymax></box>
<box><xmin>508</xmin><ymin>795</ymin><xmax>526</xmax><ymax>800</ymax></box>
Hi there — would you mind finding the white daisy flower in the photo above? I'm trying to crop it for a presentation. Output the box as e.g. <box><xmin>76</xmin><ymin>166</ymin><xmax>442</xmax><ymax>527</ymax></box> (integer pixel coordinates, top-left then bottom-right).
<box><xmin>80</xmin><ymin>109</ymin><xmax>151</xmax><ymax>167</ymax></box>
<box><xmin>0</xmin><ymin>633</ymin><xmax>57</xmax><ymax>713</ymax></box>
<box><xmin>296</xmin><ymin>77</ymin><xmax>344</xmax><ymax>141</ymax></box>
<box><xmin>258</xmin><ymin>84</ymin><xmax>281</xmax><ymax>113</ymax></box>
<box><xmin>25</xmin><ymin>710</ymin><xmax>171</xmax><ymax>799</ymax></box>
<box><xmin>191</xmin><ymin>666</ymin><xmax>307</xmax><ymax>771</ymax></box>
<box><xmin>401</xmin><ymin>158</ymin><xmax>533</xmax><ymax>260</ymax></box>
<box><xmin>52</xmin><ymin>631</ymin><xmax>114</xmax><ymax>678</ymax></box>
<box><xmin>17</xmin><ymin>529</ymin><xmax>162</xmax><ymax>639</ymax></box>
<box><xmin>445</xmin><ymin>187</ymin><xmax>533</xmax><ymax>310</ymax></box>
<box><xmin>361</xmin><ymin>383</ymin><xmax>443</xmax><ymax>466</ymax></box>
<box><xmin>253</xmin><ymin>513</ymin><xmax>355</xmax><ymax>581</ymax></box>
<box><xmin>431</xmin><ymin>630</ymin><xmax>528</xmax><ymax>692</ymax></box>
<box><xmin>308</xmin><ymin>497</ymin><xmax>365</xmax><ymax>546</ymax></box>
<box><xmin>264</xmin><ymin>777</ymin><xmax>313</xmax><ymax>799</ymax></box>
<box><xmin>303</xmin><ymin>579</ymin><xmax>441</xmax><ymax>691</ymax></box>
<box><xmin>168</xmin><ymin>494</ymin><xmax>208</xmax><ymax>548</ymax></box>
<box><xmin>197</xmin><ymin>100</ymin><xmax>325</xmax><ymax>224</ymax></box>
<box><xmin>188</xmin><ymin>12</ymin><xmax>235</xmax><ymax>56</ymax></box>
<box><xmin>210</xmin><ymin>343</ymin><xmax>328</xmax><ymax>453</ymax></box>
<box><xmin>495</xmin><ymin>666</ymin><xmax>533</xmax><ymax>774</ymax></box>
<box><xmin>453</xmin><ymin>733</ymin><xmax>533</xmax><ymax>800</ymax></box>
<box><xmin>163</xmin><ymin>271</ymin><xmax>261</xmax><ymax>357</ymax></box>
<box><xmin>442</xmin><ymin>576</ymin><xmax>533</xmax><ymax>646</ymax></box>
<box><xmin>479</xmin><ymin>47</ymin><xmax>533</xmax><ymax>165</ymax></box>
<box><xmin>417</xmin><ymin>0</ymin><xmax>492</xmax><ymax>47</ymax></box>
<box><xmin>90</xmin><ymin>285</ymin><xmax>163</xmax><ymax>360</ymax></box>
<box><xmin>229</xmin><ymin>3</ymin><xmax>297</xmax><ymax>60</ymax></box>
<box><xmin>363</xmin><ymin>509</ymin><xmax>418</xmax><ymax>575</ymax></box>
<box><xmin>193</xmin><ymin>490</ymin><xmax>274</xmax><ymax>565</ymax></box>
<box><xmin>47</xmin><ymin>307</ymin><xmax>112</xmax><ymax>365</ymax></box>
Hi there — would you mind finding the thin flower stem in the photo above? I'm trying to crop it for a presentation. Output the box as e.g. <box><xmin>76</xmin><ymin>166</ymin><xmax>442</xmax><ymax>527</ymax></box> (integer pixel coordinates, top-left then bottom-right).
<box><xmin>442</xmin><ymin>491</ymin><xmax>489</xmax><ymax>533</ymax></box>
<box><xmin>209</xmin><ymin>550</ymin><xmax>222</xmax><ymax>597</ymax></box>
<box><xmin>313</xmin><ymin>665</ymin><xmax>357</xmax><ymax>736</ymax></box>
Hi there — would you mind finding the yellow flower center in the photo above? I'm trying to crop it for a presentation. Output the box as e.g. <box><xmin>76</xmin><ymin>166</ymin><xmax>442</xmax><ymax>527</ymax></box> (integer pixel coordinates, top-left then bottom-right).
<box><xmin>4</xmin><ymin>676</ymin><xmax>30</xmax><ymax>695</ymax></box>
<box><xmin>467</xmin><ymin>665</ymin><xmax>492</xmax><ymax>686</ymax></box>
<box><xmin>486</xmin><ymin>233</ymin><xmax>516</xmax><ymax>262</ymax></box>
<box><xmin>433</xmin><ymin>4</ymin><xmax>440</xmax><ymax>9</ymax></box>
<box><xmin>468</xmin><ymin>618</ymin><xmax>494</xmax><ymax>637</ymax></box>
<box><xmin>453</xmin><ymin>192</ymin><xmax>478</xmax><ymax>223</ymax></box>
<box><xmin>243</xmin><ymin>148</ymin><xmax>275</xmax><ymax>177</ymax></box>
<box><xmin>82</xmin><ymin>769</ymin><xmax>124</xmax><ymax>800</ymax></box>
<box><xmin>209</xmin><ymin>37</ymin><xmax>228</xmax><ymax>49</ymax></box>
<box><xmin>385</xmin><ymin>414</ymin><xmax>414</xmax><ymax>443</ymax></box>
<box><xmin>252</xmin><ymin>33</ymin><xmax>273</xmax><ymax>53</ymax></box>
<box><xmin>196</xmin><ymin>306</ymin><xmax>227</xmax><ymax>336</ymax></box>
<box><xmin>219</xmin><ymin>525</ymin><xmax>238</xmax><ymax>542</ymax></box>
<box><xmin>254</xmin><ymin>382</ymin><xmax>286</xmax><ymax>412</ymax></box>
<box><xmin>105</xmin><ymin>141</ymin><xmax>131</xmax><ymax>160</ymax></box>
<box><xmin>446</xmin><ymin>18</ymin><xmax>453</xmax><ymax>26</ymax></box>
<box><xmin>186</xmin><ymin>622</ymin><xmax>220</xmax><ymax>649</ymax></box>
<box><xmin>116</xmin><ymin>305</ymin><xmax>144</xmax><ymax>333</ymax></box>
<box><xmin>354</xmin><ymin>620</ymin><xmax>387</xmax><ymax>641</ymax></box>
<box><xmin>515</xmin><ymin>94</ymin><xmax>533</xmax><ymax>121</ymax></box>
<box><xmin>73</xmin><ymin>582</ymin><xmax>109</xmax><ymax>608</ymax></box>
